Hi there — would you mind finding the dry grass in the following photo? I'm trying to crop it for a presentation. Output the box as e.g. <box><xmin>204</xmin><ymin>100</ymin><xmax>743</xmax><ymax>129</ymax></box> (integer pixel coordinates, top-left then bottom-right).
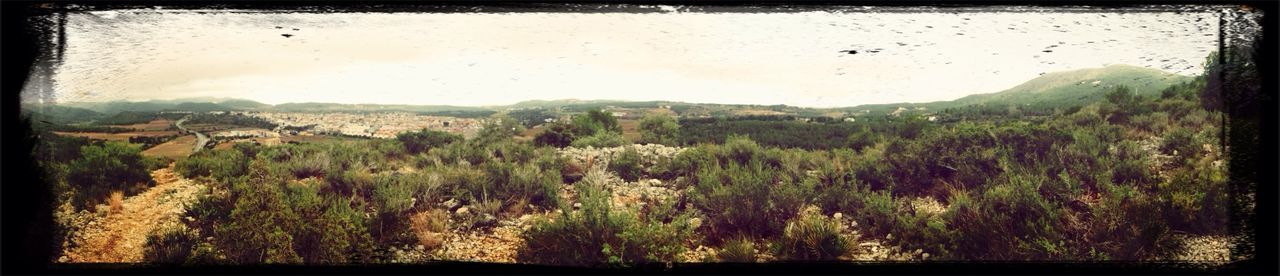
<box><xmin>108</xmin><ymin>190</ymin><xmax>124</xmax><ymax>215</ymax></box>
<box><xmin>114</xmin><ymin>119</ymin><xmax>174</xmax><ymax>131</ymax></box>
<box><xmin>410</xmin><ymin>209</ymin><xmax>450</xmax><ymax>251</ymax></box>
<box><xmin>141</xmin><ymin>135</ymin><xmax>196</xmax><ymax>160</ymax></box>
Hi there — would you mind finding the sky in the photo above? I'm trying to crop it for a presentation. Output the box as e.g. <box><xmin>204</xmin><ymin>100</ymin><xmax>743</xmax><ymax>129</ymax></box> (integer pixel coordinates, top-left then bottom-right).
<box><xmin>36</xmin><ymin>6</ymin><xmax>1220</xmax><ymax>108</ymax></box>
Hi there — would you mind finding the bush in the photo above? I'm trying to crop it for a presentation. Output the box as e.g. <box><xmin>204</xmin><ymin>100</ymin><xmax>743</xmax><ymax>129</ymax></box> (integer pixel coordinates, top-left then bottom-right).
<box><xmin>67</xmin><ymin>141</ymin><xmax>159</xmax><ymax>210</ymax></box>
<box><xmin>473</xmin><ymin>115</ymin><xmax>525</xmax><ymax>146</ymax></box>
<box><xmin>176</xmin><ymin>148</ymin><xmax>249</xmax><ymax>180</ymax></box>
<box><xmin>688</xmin><ymin>153</ymin><xmax>811</xmax><ymax>240</ymax></box>
<box><xmin>776</xmin><ymin>207</ymin><xmax>852</xmax><ymax>261</ymax></box>
<box><xmin>718</xmin><ymin>237</ymin><xmax>757</xmax><ymax>263</ymax></box>
<box><xmin>638</xmin><ymin>113</ymin><xmax>679</xmax><ymax>146</ymax></box>
<box><xmin>214</xmin><ymin>161</ymin><xmax>303</xmax><ymax>264</ymax></box>
<box><xmin>143</xmin><ymin>224</ymin><xmax>198</xmax><ymax>263</ymax></box>
<box><xmin>1161</xmin><ymin>127</ymin><xmax>1198</xmax><ymax>160</ymax></box>
<box><xmin>608</xmin><ymin>148</ymin><xmax>644</xmax><ymax>182</ymax></box>
<box><xmin>397</xmin><ymin>129</ymin><xmax>462</xmax><ymax>154</ymax></box>
<box><xmin>570</xmin><ymin>131</ymin><xmax>628</xmax><ymax>148</ymax></box>
<box><xmin>409</xmin><ymin>209</ymin><xmax>450</xmax><ymax>251</ymax></box>
<box><xmin>945</xmin><ymin>168</ymin><xmax>1066</xmax><ymax>260</ymax></box>
<box><xmin>518</xmin><ymin>172</ymin><xmax>694</xmax><ymax>267</ymax></box>
<box><xmin>533</xmin><ymin>121</ymin><xmax>578</xmax><ymax>148</ymax></box>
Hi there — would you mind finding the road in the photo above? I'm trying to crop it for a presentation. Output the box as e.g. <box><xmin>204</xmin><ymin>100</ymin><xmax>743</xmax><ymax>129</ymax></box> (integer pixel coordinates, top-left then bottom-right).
<box><xmin>174</xmin><ymin>116</ymin><xmax>209</xmax><ymax>153</ymax></box>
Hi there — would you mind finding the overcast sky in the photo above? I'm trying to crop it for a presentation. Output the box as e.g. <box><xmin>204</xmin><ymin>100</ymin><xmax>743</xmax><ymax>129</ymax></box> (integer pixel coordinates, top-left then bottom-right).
<box><xmin>40</xmin><ymin>7</ymin><xmax>1219</xmax><ymax>108</ymax></box>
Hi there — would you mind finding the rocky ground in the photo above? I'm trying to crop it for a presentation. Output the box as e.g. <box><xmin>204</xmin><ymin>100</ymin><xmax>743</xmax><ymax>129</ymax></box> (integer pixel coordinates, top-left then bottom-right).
<box><xmin>58</xmin><ymin>165</ymin><xmax>206</xmax><ymax>263</ymax></box>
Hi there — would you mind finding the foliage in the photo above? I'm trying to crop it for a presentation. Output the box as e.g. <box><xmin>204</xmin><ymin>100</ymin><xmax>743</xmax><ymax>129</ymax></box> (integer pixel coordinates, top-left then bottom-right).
<box><xmin>143</xmin><ymin>224</ymin><xmax>199</xmax><ymax>263</ymax></box>
<box><xmin>66</xmin><ymin>141</ymin><xmax>163</xmax><ymax>210</ymax></box>
<box><xmin>570</xmin><ymin>130</ymin><xmax>628</xmax><ymax>148</ymax></box>
<box><xmin>776</xmin><ymin>209</ymin><xmax>852</xmax><ymax>261</ymax></box>
<box><xmin>608</xmin><ymin>148</ymin><xmax>644</xmax><ymax>182</ymax></box>
<box><xmin>718</xmin><ymin>237</ymin><xmax>756</xmax><ymax>263</ymax></box>
<box><xmin>397</xmin><ymin>129</ymin><xmax>462</xmax><ymax>154</ymax></box>
<box><xmin>638</xmin><ymin>113</ymin><xmax>679</xmax><ymax>146</ymax></box>
<box><xmin>518</xmin><ymin>173</ymin><xmax>694</xmax><ymax>267</ymax></box>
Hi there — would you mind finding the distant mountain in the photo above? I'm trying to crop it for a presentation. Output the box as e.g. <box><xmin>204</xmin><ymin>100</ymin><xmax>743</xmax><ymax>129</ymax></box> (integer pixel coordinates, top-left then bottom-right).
<box><xmin>59</xmin><ymin>98</ymin><xmax>269</xmax><ymax>114</ymax></box>
<box><xmin>269</xmin><ymin>102</ymin><xmax>488</xmax><ymax>113</ymax></box>
<box><xmin>20</xmin><ymin>104</ymin><xmax>104</xmax><ymax>124</ymax></box>
<box><xmin>501</xmin><ymin>99</ymin><xmax>630</xmax><ymax>110</ymax></box>
<box><xmin>41</xmin><ymin>65</ymin><xmax>1192</xmax><ymax>118</ymax></box>
<box><xmin>840</xmin><ymin>64</ymin><xmax>1192</xmax><ymax>115</ymax></box>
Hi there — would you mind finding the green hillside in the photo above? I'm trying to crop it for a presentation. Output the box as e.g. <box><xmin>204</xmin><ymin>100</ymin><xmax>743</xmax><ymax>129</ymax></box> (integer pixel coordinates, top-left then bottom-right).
<box><xmin>840</xmin><ymin>65</ymin><xmax>1192</xmax><ymax>116</ymax></box>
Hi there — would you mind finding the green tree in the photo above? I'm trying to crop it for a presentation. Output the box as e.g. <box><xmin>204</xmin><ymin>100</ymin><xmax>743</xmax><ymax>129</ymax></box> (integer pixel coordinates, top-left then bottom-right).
<box><xmin>638</xmin><ymin>113</ymin><xmax>679</xmax><ymax>146</ymax></box>
<box><xmin>572</xmin><ymin>109</ymin><xmax>620</xmax><ymax>137</ymax></box>
<box><xmin>533</xmin><ymin>121</ymin><xmax>578</xmax><ymax>148</ymax></box>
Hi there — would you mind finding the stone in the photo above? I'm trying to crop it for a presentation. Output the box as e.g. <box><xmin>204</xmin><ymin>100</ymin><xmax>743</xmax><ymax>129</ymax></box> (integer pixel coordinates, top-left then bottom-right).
<box><xmin>475</xmin><ymin>214</ymin><xmax>498</xmax><ymax>228</ymax></box>
<box><xmin>456</xmin><ymin>207</ymin><xmax>470</xmax><ymax>216</ymax></box>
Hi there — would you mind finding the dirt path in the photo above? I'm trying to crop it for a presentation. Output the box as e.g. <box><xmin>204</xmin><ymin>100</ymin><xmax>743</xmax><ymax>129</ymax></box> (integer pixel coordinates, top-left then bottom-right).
<box><xmin>60</xmin><ymin>166</ymin><xmax>206</xmax><ymax>263</ymax></box>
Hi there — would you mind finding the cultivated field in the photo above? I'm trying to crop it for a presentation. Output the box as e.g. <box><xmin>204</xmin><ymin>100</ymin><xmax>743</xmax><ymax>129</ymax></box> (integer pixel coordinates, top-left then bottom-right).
<box><xmin>141</xmin><ymin>135</ymin><xmax>196</xmax><ymax>160</ymax></box>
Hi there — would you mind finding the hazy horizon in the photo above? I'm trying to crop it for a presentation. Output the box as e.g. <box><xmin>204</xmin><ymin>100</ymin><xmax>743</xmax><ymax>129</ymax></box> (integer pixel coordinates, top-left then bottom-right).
<box><xmin>27</xmin><ymin>7</ymin><xmax>1220</xmax><ymax>108</ymax></box>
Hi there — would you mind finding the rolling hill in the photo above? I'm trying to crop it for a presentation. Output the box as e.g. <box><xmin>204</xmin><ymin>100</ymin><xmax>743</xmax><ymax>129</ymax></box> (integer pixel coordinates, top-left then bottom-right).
<box><xmin>32</xmin><ymin>64</ymin><xmax>1193</xmax><ymax>120</ymax></box>
<box><xmin>838</xmin><ymin>64</ymin><xmax>1192</xmax><ymax>115</ymax></box>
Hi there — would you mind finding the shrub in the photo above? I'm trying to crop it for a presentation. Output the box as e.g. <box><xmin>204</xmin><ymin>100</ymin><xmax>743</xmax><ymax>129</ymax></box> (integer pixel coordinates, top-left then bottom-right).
<box><xmin>143</xmin><ymin>224</ymin><xmax>198</xmax><ymax>263</ymax></box>
<box><xmin>518</xmin><ymin>173</ymin><xmax>694</xmax><ymax>267</ymax></box>
<box><xmin>570</xmin><ymin>131</ymin><xmax>628</xmax><ymax>148</ymax></box>
<box><xmin>311</xmin><ymin>197</ymin><xmax>376</xmax><ymax>263</ymax></box>
<box><xmin>533</xmin><ymin>121</ymin><xmax>578</xmax><ymax>148</ymax></box>
<box><xmin>397</xmin><ymin>129</ymin><xmax>462</xmax><ymax>154</ymax></box>
<box><xmin>507</xmin><ymin>163</ymin><xmax>562</xmax><ymax>209</ymax></box>
<box><xmin>945</xmin><ymin>167</ymin><xmax>1066</xmax><ymax>260</ymax></box>
<box><xmin>474</xmin><ymin>115</ymin><xmax>525</xmax><ymax>146</ymax></box>
<box><xmin>108</xmin><ymin>190</ymin><xmax>124</xmax><ymax>215</ymax></box>
<box><xmin>1159</xmin><ymin>163</ymin><xmax>1229</xmax><ymax>235</ymax></box>
<box><xmin>718</xmin><ymin>237</ymin><xmax>757</xmax><ymax>263</ymax></box>
<box><xmin>1161</xmin><ymin>127</ymin><xmax>1198</xmax><ymax>160</ymax></box>
<box><xmin>287</xmin><ymin>151</ymin><xmax>331</xmax><ymax>179</ymax></box>
<box><xmin>638</xmin><ymin>113</ymin><xmax>679</xmax><ymax>146</ymax></box>
<box><xmin>409</xmin><ymin>209</ymin><xmax>450</xmax><ymax>251</ymax></box>
<box><xmin>776</xmin><ymin>207</ymin><xmax>852</xmax><ymax>261</ymax></box>
<box><xmin>67</xmin><ymin>141</ymin><xmax>158</xmax><ymax>210</ymax></box>
<box><xmin>176</xmin><ymin>148</ymin><xmax>249</xmax><ymax>180</ymax></box>
<box><xmin>608</xmin><ymin>148</ymin><xmax>644</xmax><ymax>182</ymax></box>
<box><xmin>214</xmin><ymin>161</ymin><xmax>303</xmax><ymax>264</ymax></box>
<box><xmin>688</xmin><ymin>157</ymin><xmax>811</xmax><ymax>240</ymax></box>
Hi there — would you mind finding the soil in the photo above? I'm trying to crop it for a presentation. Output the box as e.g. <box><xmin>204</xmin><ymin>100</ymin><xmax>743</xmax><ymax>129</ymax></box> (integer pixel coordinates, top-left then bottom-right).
<box><xmin>59</xmin><ymin>165</ymin><xmax>206</xmax><ymax>263</ymax></box>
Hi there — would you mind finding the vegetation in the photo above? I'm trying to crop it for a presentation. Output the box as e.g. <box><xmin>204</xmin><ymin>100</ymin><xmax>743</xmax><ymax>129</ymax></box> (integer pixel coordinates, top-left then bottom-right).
<box><xmin>33</xmin><ymin>57</ymin><xmax>1238</xmax><ymax>265</ymax></box>
<box><xmin>638</xmin><ymin>113</ymin><xmax>679</xmax><ymax>146</ymax></box>
<box><xmin>518</xmin><ymin>172</ymin><xmax>694</xmax><ymax>267</ymax></box>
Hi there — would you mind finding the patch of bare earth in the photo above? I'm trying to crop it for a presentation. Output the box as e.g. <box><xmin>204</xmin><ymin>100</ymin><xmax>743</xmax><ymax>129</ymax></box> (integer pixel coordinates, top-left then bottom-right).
<box><xmin>59</xmin><ymin>165</ymin><xmax>206</xmax><ymax>263</ymax></box>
